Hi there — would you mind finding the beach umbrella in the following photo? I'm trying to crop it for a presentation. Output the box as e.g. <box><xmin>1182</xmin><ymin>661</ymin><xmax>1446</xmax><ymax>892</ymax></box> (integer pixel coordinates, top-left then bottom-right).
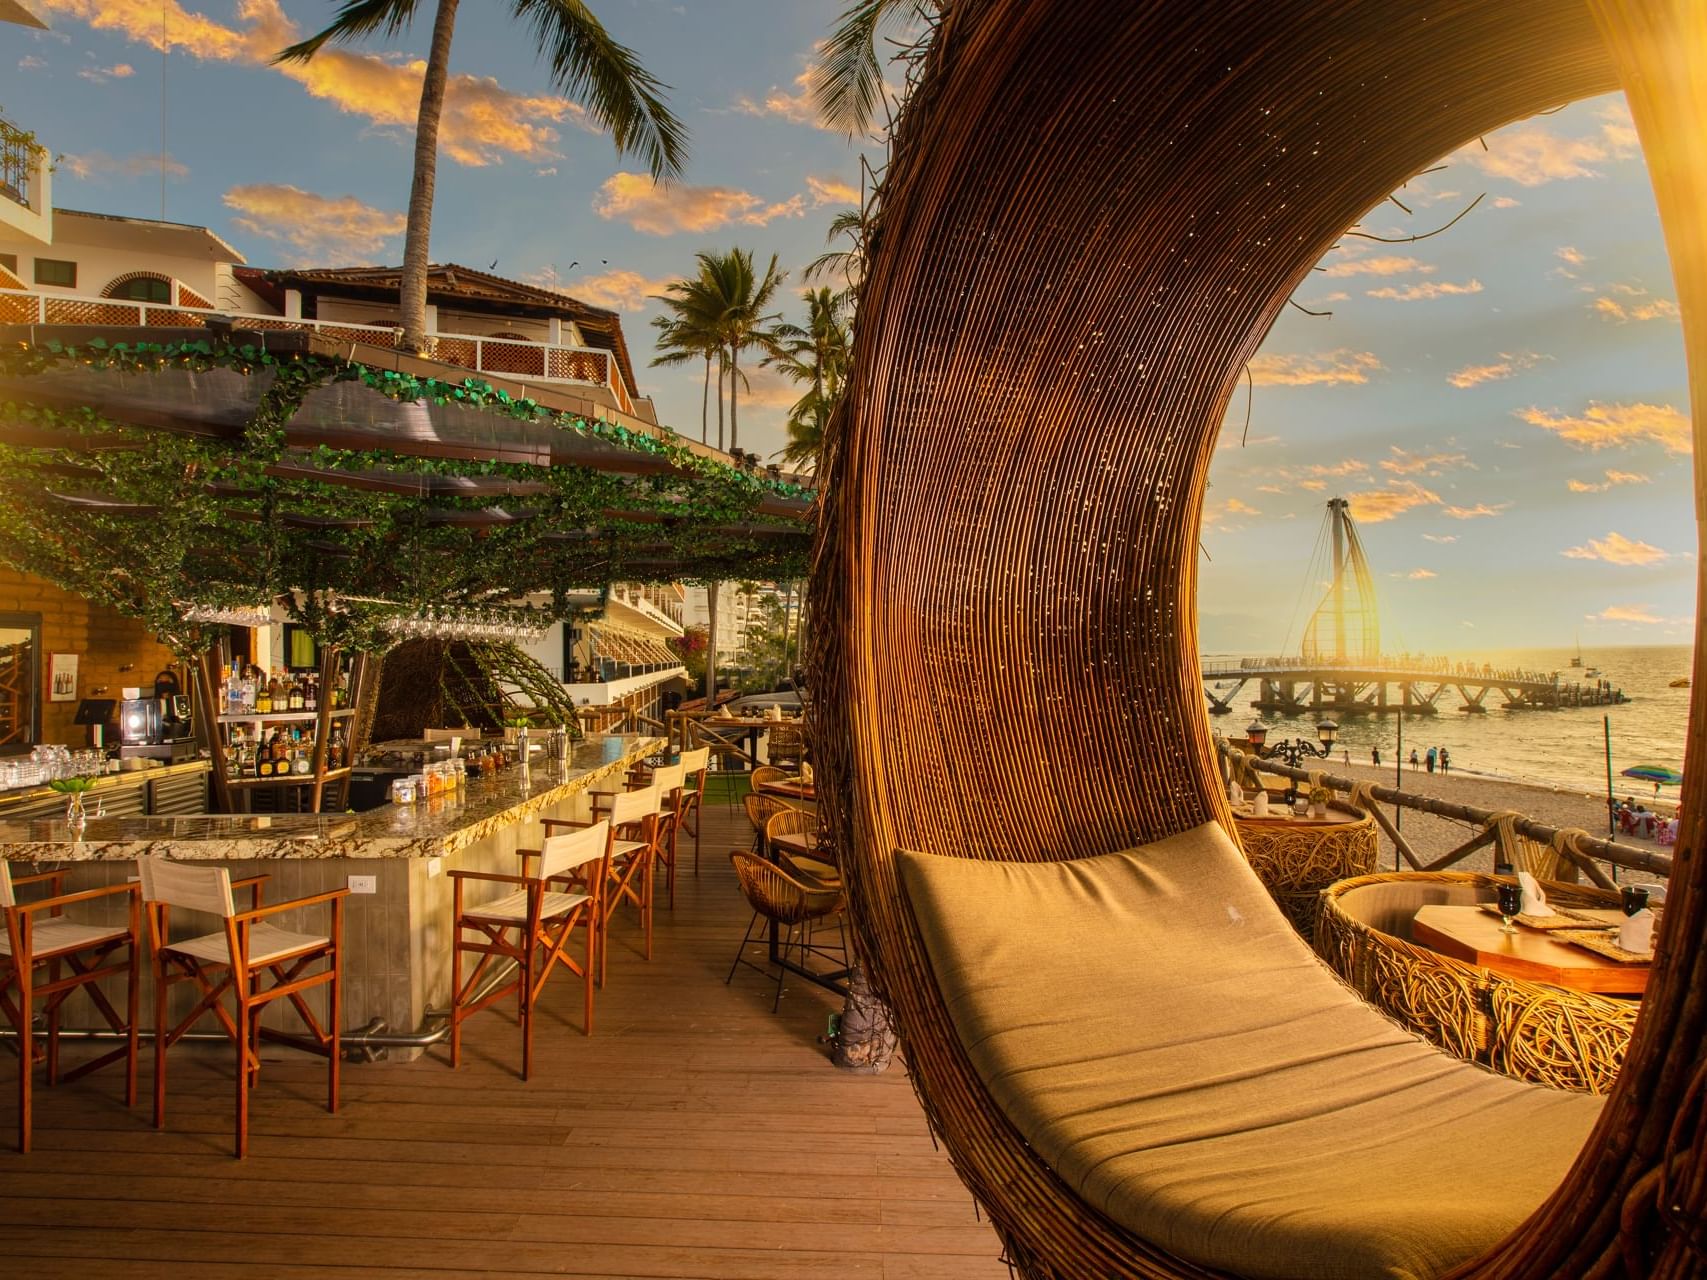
<box><xmin>1621</xmin><ymin>764</ymin><xmax>1684</xmax><ymax>787</ymax></box>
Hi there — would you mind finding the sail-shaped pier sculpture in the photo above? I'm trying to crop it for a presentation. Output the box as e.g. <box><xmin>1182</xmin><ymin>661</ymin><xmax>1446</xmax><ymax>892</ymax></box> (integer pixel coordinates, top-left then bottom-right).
<box><xmin>1203</xmin><ymin>499</ymin><xmax>1628</xmax><ymax>717</ymax></box>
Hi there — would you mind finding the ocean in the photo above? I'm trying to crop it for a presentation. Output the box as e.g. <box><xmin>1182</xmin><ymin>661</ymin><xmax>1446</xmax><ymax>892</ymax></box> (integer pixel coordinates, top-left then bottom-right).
<box><xmin>1201</xmin><ymin>644</ymin><xmax>1694</xmax><ymax>797</ymax></box>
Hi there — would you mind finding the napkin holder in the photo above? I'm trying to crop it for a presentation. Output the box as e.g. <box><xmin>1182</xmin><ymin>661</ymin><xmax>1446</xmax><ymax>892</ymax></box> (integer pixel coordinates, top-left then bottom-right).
<box><xmin>1620</xmin><ymin>909</ymin><xmax>1655</xmax><ymax>955</ymax></box>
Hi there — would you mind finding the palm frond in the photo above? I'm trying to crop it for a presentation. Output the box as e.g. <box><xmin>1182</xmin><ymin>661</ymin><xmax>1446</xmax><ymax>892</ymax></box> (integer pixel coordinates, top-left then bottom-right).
<box><xmin>511</xmin><ymin>0</ymin><xmax>687</xmax><ymax>179</ymax></box>
<box><xmin>811</xmin><ymin>0</ymin><xmax>931</xmax><ymax>135</ymax></box>
<box><xmin>273</xmin><ymin>0</ymin><xmax>422</xmax><ymax>63</ymax></box>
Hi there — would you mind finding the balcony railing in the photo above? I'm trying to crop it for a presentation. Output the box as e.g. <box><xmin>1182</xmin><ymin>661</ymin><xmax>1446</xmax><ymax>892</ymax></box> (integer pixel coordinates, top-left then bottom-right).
<box><xmin>0</xmin><ymin>288</ymin><xmax>636</xmax><ymax>413</ymax></box>
<box><xmin>0</xmin><ymin>117</ymin><xmax>41</xmax><ymax>211</ymax></box>
<box><xmin>608</xmin><ymin>582</ymin><xmax>684</xmax><ymax>629</ymax></box>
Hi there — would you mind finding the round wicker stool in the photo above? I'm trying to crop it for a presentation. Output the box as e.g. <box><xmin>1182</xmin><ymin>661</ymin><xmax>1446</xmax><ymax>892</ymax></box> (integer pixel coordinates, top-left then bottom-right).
<box><xmin>1233</xmin><ymin>800</ymin><xmax>1379</xmax><ymax>936</ymax></box>
<box><xmin>1316</xmin><ymin>872</ymin><xmax>1639</xmax><ymax>1093</ymax></box>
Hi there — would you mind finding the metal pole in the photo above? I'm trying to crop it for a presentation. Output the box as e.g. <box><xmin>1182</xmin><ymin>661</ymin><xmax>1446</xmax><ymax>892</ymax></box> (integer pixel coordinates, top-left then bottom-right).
<box><xmin>1604</xmin><ymin>713</ymin><xmax>1619</xmax><ymax>883</ymax></box>
<box><xmin>1330</xmin><ymin>498</ymin><xmax>1347</xmax><ymax>660</ymax></box>
<box><xmin>1394</xmin><ymin>709</ymin><xmax>1403</xmax><ymax>870</ymax></box>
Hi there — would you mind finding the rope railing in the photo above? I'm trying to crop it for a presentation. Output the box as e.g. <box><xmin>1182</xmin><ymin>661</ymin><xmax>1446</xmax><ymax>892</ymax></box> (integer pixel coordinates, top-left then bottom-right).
<box><xmin>1215</xmin><ymin>739</ymin><xmax>1670</xmax><ymax>885</ymax></box>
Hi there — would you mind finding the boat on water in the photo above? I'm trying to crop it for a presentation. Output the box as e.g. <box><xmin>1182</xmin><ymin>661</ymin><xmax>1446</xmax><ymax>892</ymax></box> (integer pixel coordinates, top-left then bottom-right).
<box><xmin>1671</xmin><ymin>677</ymin><xmax>1691</xmax><ymax>689</ymax></box>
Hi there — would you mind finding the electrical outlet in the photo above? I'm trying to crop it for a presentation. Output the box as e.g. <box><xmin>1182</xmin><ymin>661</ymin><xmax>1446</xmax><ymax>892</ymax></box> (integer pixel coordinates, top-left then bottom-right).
<box><xmin>347</xmin><ymin>875</ymin><xmax>377</xmax><ymax>895</ymax></box>
<box><xmin>426</xmin><ymin>857</ymin><xmax>443</xmax><ymax>878</ymax></box>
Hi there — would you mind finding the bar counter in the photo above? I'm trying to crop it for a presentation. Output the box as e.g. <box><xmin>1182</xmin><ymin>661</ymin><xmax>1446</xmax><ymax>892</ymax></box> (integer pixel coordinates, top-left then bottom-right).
<box><xmin>0</xmin><ymin>734</ymin><xmax>662</xmax><ymax>1056</ymax></box>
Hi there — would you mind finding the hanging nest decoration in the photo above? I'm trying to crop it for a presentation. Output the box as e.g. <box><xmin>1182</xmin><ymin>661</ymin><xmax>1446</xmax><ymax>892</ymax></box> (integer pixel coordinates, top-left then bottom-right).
<box><xmin>369</xmin><ymin>639</ymin><xmax>585</xmax><ymax>742</ymax></box>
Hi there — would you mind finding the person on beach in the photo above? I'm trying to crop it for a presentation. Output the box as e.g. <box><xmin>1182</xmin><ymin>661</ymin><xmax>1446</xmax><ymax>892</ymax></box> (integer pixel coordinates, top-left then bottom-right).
<box><xmin>1371</xmin><ymin>746</ymin><xmax>1381</xmax><ymax>766</ymax></box>
<box><xmin>1410</xmin><ymin>749</ymin><xmax>1420</xmax><ymax>770</ymax></box>
<box><xmin>1439</xmin><ymin>747</ymin><xmax>1450</xmax><ymax>774</ymax></box>
<box><xmin>1426</xmin><ymin>746</ymin><xmax>1437</xmax><ymax>774</ymax></box>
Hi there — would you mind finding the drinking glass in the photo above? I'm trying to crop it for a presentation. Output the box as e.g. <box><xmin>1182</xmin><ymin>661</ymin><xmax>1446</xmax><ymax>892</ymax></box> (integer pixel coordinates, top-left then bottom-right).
<box><xmin>1621</xmin><ymin>885</ymin><xmax>1650</xmax><ymax>918</ymax></box>
<box><xmin>1497</xmin><ymin>882</ymin><xmax>1523</xmax><ymax>934</ymax></box>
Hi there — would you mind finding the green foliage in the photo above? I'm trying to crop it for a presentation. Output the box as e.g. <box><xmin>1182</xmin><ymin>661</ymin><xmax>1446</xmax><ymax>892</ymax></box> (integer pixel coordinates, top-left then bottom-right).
<box><xmin>0</xmin><ymin>337</ymin><xmax>812</xmax><ymax>655</ymax></box>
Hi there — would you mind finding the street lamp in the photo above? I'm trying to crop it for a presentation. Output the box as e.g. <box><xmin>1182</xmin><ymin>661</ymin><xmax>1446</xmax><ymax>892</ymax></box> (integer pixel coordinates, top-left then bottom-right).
<box><xmin>1244</xmin><ymin>719</ymin><xmax>1339</xmax><ymax>803</ymax></box>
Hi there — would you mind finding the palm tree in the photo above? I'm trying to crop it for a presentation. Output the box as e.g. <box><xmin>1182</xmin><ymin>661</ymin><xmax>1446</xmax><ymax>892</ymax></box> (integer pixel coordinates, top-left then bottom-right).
<box><xmin>695</xmin><ymin>249</ymin><xmax>786</xmax><ymax>456</ymax></box>
<box><xmin>767</xmin><ymin>286</ymin><xmax>850</xmax><ymax>469</ymax></box>
<box><xmin>278</xmin><ymin>1</ymin><xmax>686</xmax><ymax>354</ymax></box>
<box><xmin>813</xmin><ymin>0</ymin><xmax>939</xmax><ymax>136</ymax></box>
<box><xmin>649</xmin><ymin>308</ymin><xmax>720</xmax><ymax>445</ymax></box>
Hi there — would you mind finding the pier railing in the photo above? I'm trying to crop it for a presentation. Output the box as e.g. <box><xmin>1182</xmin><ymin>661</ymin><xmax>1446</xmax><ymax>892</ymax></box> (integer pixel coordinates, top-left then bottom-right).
<box><xmin>1215</xmin><ymin>739</ymin><xmax>1669</xmax><ymax>887</ymax></box>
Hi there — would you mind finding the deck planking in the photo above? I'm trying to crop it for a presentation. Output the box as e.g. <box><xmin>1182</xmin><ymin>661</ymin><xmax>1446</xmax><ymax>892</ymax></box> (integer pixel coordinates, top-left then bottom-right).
<box><xmin>0</xmin><ymin>800</ymin><xmax>1007</xmax><ymax>1279</ymax></box>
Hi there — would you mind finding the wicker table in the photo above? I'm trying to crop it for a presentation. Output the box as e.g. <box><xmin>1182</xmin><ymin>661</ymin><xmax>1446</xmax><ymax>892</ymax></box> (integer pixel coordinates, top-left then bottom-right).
<box><xmin>1232</xmin><ymin>800</ymin><xmax>1378</xmax><ymax>936</ymax></box>
<box><xmin>1411</xmin><ymin>905</ymin><xmax>1647</xmax><ymax>995</ymax></box>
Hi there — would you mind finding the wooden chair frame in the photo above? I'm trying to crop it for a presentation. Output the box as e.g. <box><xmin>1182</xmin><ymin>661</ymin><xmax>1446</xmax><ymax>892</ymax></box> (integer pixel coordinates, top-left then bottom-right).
<box><xmin>544</xmin><ymin>785</ymin><xmax>663</xmax><ymax>981</ymax></box>
<box><xmin>449</xmin><ymin>820</ymin><xmax>609</xmax><ymax>1079</ymax></box>
<box><xmin>0</xmin><ymin>867</ymin><xmax>141</xmax><ymax>1153</ymax></box>
<box><xmin>140</xmin><ymin>861</ymin><xmax>348</xmax><ymax>1158</ymax></box>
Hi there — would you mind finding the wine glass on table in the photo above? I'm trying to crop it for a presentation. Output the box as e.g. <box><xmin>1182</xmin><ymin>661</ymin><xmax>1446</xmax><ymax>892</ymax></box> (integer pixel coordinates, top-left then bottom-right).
<box><xmin>1621</xmin><ymin>885</ymin><xmax>1650</xmax><ymax>918</ymax></box>
<box><xmin>1496</xmin><ymin>882</ymin><xmax>1523</xmax><ymax>935</ymax></box>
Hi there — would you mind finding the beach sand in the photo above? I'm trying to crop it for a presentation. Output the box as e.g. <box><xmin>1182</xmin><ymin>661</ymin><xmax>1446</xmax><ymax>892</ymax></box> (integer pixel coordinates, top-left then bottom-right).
<box><xmin>1260</xmin><ymin>760</ymin><xmax>1672</xmax><ymax>888</ymax></box>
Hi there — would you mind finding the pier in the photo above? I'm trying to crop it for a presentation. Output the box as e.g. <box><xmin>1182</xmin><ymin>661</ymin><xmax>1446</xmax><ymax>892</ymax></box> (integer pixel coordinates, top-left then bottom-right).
<box><xmin>1205</xmin><ymin>498</ymin><xmax>1628</xmax><ymax>717</ymax></box>
<box><xmin>1202</xmin><ymin>656</ymin><xmax>1628</xmax><ymax>716</ymax></box>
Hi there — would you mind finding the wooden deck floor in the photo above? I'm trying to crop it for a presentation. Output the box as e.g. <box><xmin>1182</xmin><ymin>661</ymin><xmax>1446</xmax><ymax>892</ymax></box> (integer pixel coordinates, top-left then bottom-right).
<box><xmin>0</xmin><ymin>800</ymin><xmax>1008</xmax><ymax>1279</ymax></box>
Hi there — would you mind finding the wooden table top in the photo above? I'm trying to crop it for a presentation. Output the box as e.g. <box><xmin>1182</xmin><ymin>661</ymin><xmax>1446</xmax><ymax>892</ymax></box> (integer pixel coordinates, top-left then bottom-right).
<box><xmin>1411</xmin><ymin>904</ymin><xmax>1648</xmax><ymax>995</ymax></box>
<box><xmin>1231</xmin><ymin>804</ymin><xmax>1362</xmax><ymax>828</ymax></box>
<box><xmin>759</xmin><ymin>779</ymin><xmax>817</xmax><ymax>802</ymax></box>
<box><xmin>769</xmin><ymin>831</ymin><xmax>819</xmax><ymax>858</ymax></box>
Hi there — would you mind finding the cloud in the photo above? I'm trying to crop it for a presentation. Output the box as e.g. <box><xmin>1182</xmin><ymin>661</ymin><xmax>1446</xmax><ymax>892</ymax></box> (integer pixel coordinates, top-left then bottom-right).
<box><xmin>59</xmin><ymin>150</ymin><xmax>190</xmax><ymax>180</ymax></box>
<box><xmin>1381</xmin><ymin>447</ymin><xmax>1470</xmax><ymax>476</ymax></box>
<box><xmin>18</xmin><ymin>55</ymin><xmax>45</xmax><ymax>70</ymax></box>
<box><xmin>1442</xmin><ymin>503</ymin><xmax>1509</xmax><ymax>520</ymax></box>
<box><xmin>1346</xmin><ymin>481</ymin><xmax>1441</xmax><ymax>523</ymax></box>
<box><xmin>1595</xmin><ymin>604</ymin><xmax>1663</xmax><ymax>624</ymax></box>
<box><xmin>731</xmin><ymin>66</ymin><xmax>824</xmax><ymax>128</ymax></box>
<box><xmin>1319</xmin><ymin>255</ymin><xmax>1435</xmax><ymax>278</ymax></box>
<box><xmin>1492</xmin><ymin>196</ymin><xmax>1521</xmax><ymax>208</ymax></box>
<box><xmin>1518</xmin><ymin>401</ymin><xmax>1692</xmax><ymax>455</ymax></box>
<box><xmin>594</xmin><ymin>171</ymin><xmax>806</xmax><ymax>236</ymax></box>
<box><xmin>563</xmin><ymin>268</ymin><xmax>672</xmax><ymax>313</ymax></box>
<box><xmin>1555</xmin><ymin>245</ymin><xmax>1587</xmax><ymax>267</ymax></box>
<box><xmin>1247</xmin><ymin>349</ymin><xmax>1382</xmax><ymax>387</ymax></box>
<box><xmin>1304</xmin><ymin>459</ymin><xmax>1369</xmax><ymax>479</ymax></box>
<box><xmin>222</xmin><ymin>183</ymin><xmax>405</xmax><ymax>261</ymax></box>
<box><xmin>1421</xmin><ymin>533</ymin><xmax>1458</xmax><ymax>543</ymax></box>
<box><xmin>41</xmin><ymin>0</ymin><xmax>589</xmax><ymax>167</ymax></box>
<box><xmin>1453</xmin><ymin>108</ymin><xmax>1636</xmax><ymax>187</ymax></box>
<box><xmin>1447</xmin><ymin>350</ymin><xmax>1546</xmax><ymax>388</ymax></box>
<box><xmin>806</xmin><ymin>174</ymin><xmax>859</xmax><ymax>206</ymax></box>
<box><xmin>78</xmin><ymin>61</ymin><xmax>134</xmax><ymax>81</ymax></box>
<box><xmin>737</xmin><ymin>365</ymin><xmax>804</xmax><ymax>410</ymax></box>
<box><xmin>535</xmin><ymin>166</ymin><xmax>557</xmax><ymax>177</ymax></box>
<box><xmin>1406</xmin><ymin>568</ymin><xmax>1438</xmax><ymax>580</ymax></box>
<box><xmin>1255</xmin><ymin>484</ymin><xmax>1285</xmax><ymax>495</ymax></box>
<box><xmin>1568</xmin><ymin>469</ymin><xmax>1651</xmax><ymax>494</ymax></box>
<box><xmin>1223</xmin><ymin>497</ymin><xmax>1260</xmax><ymax>516</ymax></box>
<box><xmin>1593</xmin><ymin>285</ymin><xmax>1680</xmax><ymax>323</ymax></box>
<box><xmin>1298</xmin><ymin>479</ymin><xmax>1327</xmax><ymax>492</ymax></box>
<box><xmin>1562</xmin><ymin>531</ymin><xmax>1669</xmax><ymax>566</ymax></box>
<box><xmin>1366</xmin><ymin>279</ymin><xmax>1484</xmax><ymax>301</ymax></box>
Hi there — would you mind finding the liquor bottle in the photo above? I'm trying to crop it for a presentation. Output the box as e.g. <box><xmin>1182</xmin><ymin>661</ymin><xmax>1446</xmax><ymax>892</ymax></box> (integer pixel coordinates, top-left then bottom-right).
<box><xmin>291</xmin><ymin>736</ymin><xmax>312</xmax><ymax>775</ymax></box>
<box><xmin>328</xmin><ymin>723</ymin><xmax>346</xmax><ymax>769</ymax></box>
<box><xmin>256</xmin><ymin>677</ymin><xmax>273</xmax><ymax>714</ymax></box>
<box><xmin>304</xmin><ymin>675</ymin><xmax>318</xmax><ymax>713</ymax></box>
<box><xmin>257</xmin><ymin>732</ymin><xmax>274</xmax><ymax>777</ymax></box>
<box><xmin>268</xmin><ymin>670</ymin><xmax>283</xmax><ymax>712</ymax></box>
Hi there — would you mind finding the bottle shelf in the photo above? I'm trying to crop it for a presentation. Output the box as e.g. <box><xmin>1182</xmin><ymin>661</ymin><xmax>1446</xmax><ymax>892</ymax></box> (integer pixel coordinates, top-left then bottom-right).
<box><xmin>227</xmin><ymin>766</ymin><xmax>353</xmax><ymax>789</ymax></box>
<box><xmin>217</xmin><ymin>709</ymin><xmax>356</xmax><ymax>725</ymax></box>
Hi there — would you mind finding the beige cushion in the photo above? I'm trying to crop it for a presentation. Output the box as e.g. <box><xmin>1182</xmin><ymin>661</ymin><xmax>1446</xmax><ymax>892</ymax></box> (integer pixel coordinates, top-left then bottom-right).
<box><xmin>167</xmin><ymin>923</ymin><xmax>326</xmax><ymax>968</ymax></box>
<box><xmin>0</xmin><ymin>917</ymin><xmax>127</xmax><ymax>958</ymax></box>
<box><xmin>897</xmin><ymin>822</ymin><xmax>1603</xmax><ymax>1280</ymax></box>
<box><xmin>464</xmin><ymin>889</ymin><xmax>590</xmax><ymax>924</ymax></box>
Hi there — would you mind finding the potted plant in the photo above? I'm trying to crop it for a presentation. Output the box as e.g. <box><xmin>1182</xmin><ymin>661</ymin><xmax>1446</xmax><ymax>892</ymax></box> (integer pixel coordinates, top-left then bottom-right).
<box><xmin>1307</xmin><ymin>785</ymin><xmax>1332</xmax><ymax>819</ymax></box>
<box><xmin>48</xmin><ymin>775</ymin><xmax>97</xmax><ymax>832</ymax></box>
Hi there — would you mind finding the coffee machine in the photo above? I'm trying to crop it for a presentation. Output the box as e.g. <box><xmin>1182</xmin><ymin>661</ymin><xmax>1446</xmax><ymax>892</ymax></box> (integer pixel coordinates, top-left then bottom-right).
<box><xmin>117</xmin><ymin>675</ymin><xmax>197</xmax><ymax>763</ymax></box>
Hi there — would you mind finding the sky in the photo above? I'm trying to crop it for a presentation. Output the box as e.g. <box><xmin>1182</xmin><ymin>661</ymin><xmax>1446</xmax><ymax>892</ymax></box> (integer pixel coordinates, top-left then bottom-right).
<box><xmin>3</xmin><ymin>8</ymin><xmax>1696</xmax><ymax>655</ymax></box>
<box><xmin>5</xmin><ymin>0</ymin><xmax>880</xmax><ymax>454</ymax></box>
<box><xmin>1201</xmin><ymin>95</ymin><xmax>1693</xmax><ymax>656</ymax></box>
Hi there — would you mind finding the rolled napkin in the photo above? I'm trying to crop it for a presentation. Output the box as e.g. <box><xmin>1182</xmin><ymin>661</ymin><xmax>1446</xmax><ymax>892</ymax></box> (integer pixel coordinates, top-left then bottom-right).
<box><xmin>766</xmin><ymin>705</ymin><xmax>782</xmax><ymax>722</ymax></box>
<box><xmin>800</xmin><ymin>762</ymin><xmax>814</xmax><ymax>785</ymax></box>
<box><xmin>1620</xmin><ymin>908</ymin><xmax>1655</xmax><ymax>955</ymax></box>
<box><xmin>1252</xmin><ymin>791</ymin><xmax>1270</xmax><ymax>817</ymax></box>
<box><xmin>1518</xmin><ymin>870</ymin><xmax>1549</xmax><ymax>917</ymax></box>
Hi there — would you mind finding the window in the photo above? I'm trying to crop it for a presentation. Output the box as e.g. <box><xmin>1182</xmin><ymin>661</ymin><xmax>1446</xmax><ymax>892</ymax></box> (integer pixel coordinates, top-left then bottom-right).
<box><xmin>0</xmin><ymin>612</ymin><xmax>41</xmax><ymax>748</ymax></box>
<box><xmin>0</xmin><ymin>253</ymin><xmax>16</xmax><ymax>273</ymax></box>
<box><xmin>33</xmin><ymin>258</ymin><xmax>75</xmax><ymax>288</ymax></box>
<box><xmin>108</xmin><ymin>275</ymin><xmax>171</xmax><ymax>303</ymax></box>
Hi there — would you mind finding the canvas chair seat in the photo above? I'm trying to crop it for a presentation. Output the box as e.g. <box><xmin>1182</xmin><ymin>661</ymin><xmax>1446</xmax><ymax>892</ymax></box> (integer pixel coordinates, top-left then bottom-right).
<box><xmin>898</xmin><ymin>822</ymin><xmax>1604</xmax><ymax>1280</ymax></box>
<box><xmin>0</xmin><ymin>918</ymin><xmax>128</xmax><ymax>959</ymax></box>
<box><xmin>463</xmin><ymin>888</ymin><xmax>591</xmax><ymax>924</ymax></box>
<box><xmin>611</xmin><ymin>839</ymin><xmax>645</xmax><ymax>859</ymax></box>
<box><xmin>164</xmin><ymin>922</ymin><xmax>328</xmax><ymax>969</ymax></box>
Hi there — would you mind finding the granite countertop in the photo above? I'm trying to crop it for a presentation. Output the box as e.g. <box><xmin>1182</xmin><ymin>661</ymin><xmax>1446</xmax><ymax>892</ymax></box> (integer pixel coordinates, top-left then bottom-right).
<box><xmin>0</xmin><ymin>734</ymin><xmax>661</xmax><ymax>862</ymax></box>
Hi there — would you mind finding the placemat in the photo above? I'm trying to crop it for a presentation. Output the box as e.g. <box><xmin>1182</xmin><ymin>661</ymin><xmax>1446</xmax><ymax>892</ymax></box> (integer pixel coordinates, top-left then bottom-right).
<box><xmin>1553</xmin><ymin>928</ymin><xmax>1653</xmax><ymax>964</ymax></box>
<box><xmin>1478</xmin><ymin>903</ymin><xmax>1609</xmax><ymax>931</ymax></box>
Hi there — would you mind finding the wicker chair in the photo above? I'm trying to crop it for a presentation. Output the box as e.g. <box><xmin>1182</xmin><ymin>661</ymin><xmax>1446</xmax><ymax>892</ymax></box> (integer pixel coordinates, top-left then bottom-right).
<box><xmin>725</xmin><ymin>852</ymin><xmax>846</xmax><ymax>1012</ymax></box>
<box><xmin>748</xmin><ymin>765</ymin><xmax>788</xmax><ymax>793</ymax></box>
<box><xmin>812</xmin><ymin>1</ymin><xmax>1706</xmax><ymax>1273</ymax></box>
<box><xmin>742</xmin><ymin>791</ymin><xmax>797</xmax><ymax>856</ymax></box>
<box><xmin>1316</xmin><ymin>871</ymin><xmax>1638</xmax><ymax>1094</ymax></box>
<box><xmin>765</xmin><ymin>723</ymin><xmax>807</xmax><ymax>771</ymax></box>
<box><xmin>765</xmin><ymin>807</ymin><xmax>838</xmax><ymax>885</ymax></box>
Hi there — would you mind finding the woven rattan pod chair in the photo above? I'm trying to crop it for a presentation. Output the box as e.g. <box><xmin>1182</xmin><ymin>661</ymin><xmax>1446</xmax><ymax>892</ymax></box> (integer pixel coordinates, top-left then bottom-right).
<box><xmin>813</xmin><ymin>2</ymin><xmax>1707</xmax><ymax>1276</ymax></box>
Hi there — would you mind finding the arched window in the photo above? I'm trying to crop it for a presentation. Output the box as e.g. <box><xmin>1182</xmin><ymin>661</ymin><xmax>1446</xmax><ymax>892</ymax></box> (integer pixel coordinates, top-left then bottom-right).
<box><xmin>102</xmin><ymin>273</ymin><xmax>172</xmax><ymax>304</ymax></box>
